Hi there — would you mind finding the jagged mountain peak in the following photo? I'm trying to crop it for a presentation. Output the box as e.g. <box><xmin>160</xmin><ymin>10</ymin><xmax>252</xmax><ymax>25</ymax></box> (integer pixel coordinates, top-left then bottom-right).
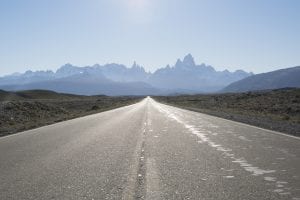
<box><xmin>175</xmin><ymin>59</ymin><xmax>183</xmax><ymax>68</ymax></box>
<box><xmin>131</xmin><ymin>62</ymin><xmax>147</xmax><ymax>73</ymax></box>
<box><xmin>183</xmin><ymin>53</ymin><xmax>196</xmax><ymax>67</ymax></box>
<box><xmin>55</xmin><ymin>63</ymin><xmax>83</xmax><ymax>78</ymax></box>
<box><xmin>132</xmin><ymin>61</ymin><xmax>137</xmax><ymax>68</ymax></box>
<box><xmin>132</xmin><ymin>61</ymin><xmax>141</xmax><ymax>69</ymax></box>
<box><xmin>56</xmin><ymin>63</ymin><xmax>78</xmax><ymax>72</ymax></box>
<box><xmin>175</xmin><ymin>54</ymin><xmax>196</xmax><ymax>68</ymax></box>
<box><xmin>59</xmin><ymin>63</ymin><xmax>75</xmax><ymax>69</ymax></box>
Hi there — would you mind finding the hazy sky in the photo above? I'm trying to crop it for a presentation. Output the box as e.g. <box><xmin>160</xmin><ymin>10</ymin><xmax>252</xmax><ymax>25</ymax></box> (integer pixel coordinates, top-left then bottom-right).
<box><xmin>0</xmin><ymin>0</ymin><xmax>299</xmax><ymax>75</ymax></box>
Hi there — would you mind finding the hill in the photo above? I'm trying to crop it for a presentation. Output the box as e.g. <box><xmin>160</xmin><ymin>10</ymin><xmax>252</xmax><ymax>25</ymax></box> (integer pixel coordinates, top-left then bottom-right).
<box><xmin>222</xmin><ymin>66</ymin><xmax>300</xmax><ymax>92</ymax></box>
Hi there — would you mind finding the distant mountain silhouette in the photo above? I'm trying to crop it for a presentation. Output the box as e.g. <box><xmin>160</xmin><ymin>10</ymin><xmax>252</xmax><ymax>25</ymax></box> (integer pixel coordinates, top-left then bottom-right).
<box><xmin>147</xmin><ymin>54</ymin><xmax>252</xmax><ymax>92</ymax></box>
<box><xmin>221</xmin><ymin>66</ymin><xmax>300</xmax><ymax>92</ymax></box>
<box><xmin>0</xmin><ymin>54</ymin><xmax>252</xmax><ymax>95</ymax></box>
<box><xmin>1</xmin><ymin>72</ymin><xmax>159</xmax><ymax>96</ymax></box>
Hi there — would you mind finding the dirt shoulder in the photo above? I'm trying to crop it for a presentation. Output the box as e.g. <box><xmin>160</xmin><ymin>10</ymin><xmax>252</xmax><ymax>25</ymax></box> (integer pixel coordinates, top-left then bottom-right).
<box><xmin>153</xmin><ymin>88</ymin><xmax>300</xmax><ymax>137</ymax></box>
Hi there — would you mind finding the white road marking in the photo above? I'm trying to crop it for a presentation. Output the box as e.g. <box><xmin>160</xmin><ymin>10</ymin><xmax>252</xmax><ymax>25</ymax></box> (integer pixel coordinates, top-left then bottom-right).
<box><xmin>151</xmin><ymin>99</ymin><xmax>295</xmax><ymax>196</ymax></box>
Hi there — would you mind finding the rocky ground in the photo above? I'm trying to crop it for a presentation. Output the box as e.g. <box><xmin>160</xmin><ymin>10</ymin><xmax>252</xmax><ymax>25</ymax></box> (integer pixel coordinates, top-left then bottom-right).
<box><xmin>0</xmin><ymin>90</ymin><xmax>143</xmax><ymax>137</ymax></box>
<box><xmin>153</xmin><ymin>88</ymin><xmax>300</xmax><ymax>137</ymax></box>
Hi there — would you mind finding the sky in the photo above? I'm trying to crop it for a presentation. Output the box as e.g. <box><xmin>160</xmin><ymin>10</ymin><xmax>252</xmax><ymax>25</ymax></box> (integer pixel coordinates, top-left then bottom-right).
<box><xmin>0</xmin><ymin>0</ymin><xmax>299</xmax><ymax>76</ymax></box>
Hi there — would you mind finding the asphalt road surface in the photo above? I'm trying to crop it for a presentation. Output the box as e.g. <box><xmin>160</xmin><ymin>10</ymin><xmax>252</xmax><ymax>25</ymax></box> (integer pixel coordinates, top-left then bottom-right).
<box><xmin>0</xmin><ymin>97</ymin><xmax>299</xmax><ymax>200</ymax></box>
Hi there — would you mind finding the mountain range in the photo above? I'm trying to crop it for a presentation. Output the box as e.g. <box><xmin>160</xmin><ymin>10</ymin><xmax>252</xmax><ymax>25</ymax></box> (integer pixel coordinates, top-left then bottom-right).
<box><xmin>0</xmin><ymin>54</ymin><xmax>254</xmax><ymax>95</ymax></box>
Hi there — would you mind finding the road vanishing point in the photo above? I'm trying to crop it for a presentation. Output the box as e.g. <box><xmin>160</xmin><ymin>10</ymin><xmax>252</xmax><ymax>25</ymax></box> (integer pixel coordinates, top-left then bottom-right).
<box><xmin>0</xmin><ymin>97</ymin><xmax>299</xmax><ymax>200</ymax></box>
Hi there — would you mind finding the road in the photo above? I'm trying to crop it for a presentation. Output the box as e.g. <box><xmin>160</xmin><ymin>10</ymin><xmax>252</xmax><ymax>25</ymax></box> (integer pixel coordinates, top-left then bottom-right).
<box><xmin>0</xmin><ymin>97</ymin><xmax>299</xmax><ymax>200</ymax></box>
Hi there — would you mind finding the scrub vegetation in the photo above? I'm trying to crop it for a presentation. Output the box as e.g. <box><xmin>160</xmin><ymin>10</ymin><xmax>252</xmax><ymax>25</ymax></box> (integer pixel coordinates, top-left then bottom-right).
<box><xmin>153</xmin><ymin>88</ymin><xmax>300</xmax><ymax>136</ymax></box>
<box><xmin>0</xmin><ymin>90</ymin><xmax>143</xmax><ymax>137</ymax></box>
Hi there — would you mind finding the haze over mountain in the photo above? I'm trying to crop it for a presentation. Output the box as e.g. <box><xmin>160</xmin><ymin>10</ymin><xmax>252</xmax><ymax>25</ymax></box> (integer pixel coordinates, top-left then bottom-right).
<box><xmin>0</xmin><ymin>54</ymin><xmax>252</xmax><ymax>95</ymax></box>
<box><xmin>222</xmin><ymin>66</ymin><xmax>300</xmax><ymax>93</ymax></box>
<box><xmin>148</xmin><ymin>54</ymin><xmax>251</xmax><ymax>92</ymax></box>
